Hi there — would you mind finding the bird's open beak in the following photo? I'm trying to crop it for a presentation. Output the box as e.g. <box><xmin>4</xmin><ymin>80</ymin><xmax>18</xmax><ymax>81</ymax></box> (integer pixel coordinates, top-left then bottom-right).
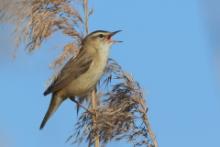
<box><xmin>110</xmin><ymin>30</ymin><xmax>122</xmax><ymax>37</ymax></box>
<box><xmin>108</xmin><ymin>30</ymin><xmax>123</xmax><ymax>43</ymax></box>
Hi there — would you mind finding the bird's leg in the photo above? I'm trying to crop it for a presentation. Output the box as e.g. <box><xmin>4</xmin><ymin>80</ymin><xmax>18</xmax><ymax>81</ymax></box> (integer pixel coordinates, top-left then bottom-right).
<box><xmin>70</xmin><ymin>97</ymin><xmax>95</xmax><ymax>115</ymax></box>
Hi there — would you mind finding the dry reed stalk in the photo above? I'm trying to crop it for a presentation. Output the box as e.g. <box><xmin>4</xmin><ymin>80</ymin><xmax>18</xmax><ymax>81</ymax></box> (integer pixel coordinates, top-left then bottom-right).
<box><xmin>138</xmin><ymin>95</ymin><xmax>158</xmax><ymax>147</ymax></box>
<box><xmin>83</xmin><ymin>0</ymin><xmax>100</xmax><ymax>146</ymax></box>
<box><xmin>84</xmin><ymin>0</ymin><xmax>89</xmax><ymax>34</ymax></box>
<box><xmin>91</xmin><ymin>90</ymin><xmax>100</xmax><ymax>147</ymax></box>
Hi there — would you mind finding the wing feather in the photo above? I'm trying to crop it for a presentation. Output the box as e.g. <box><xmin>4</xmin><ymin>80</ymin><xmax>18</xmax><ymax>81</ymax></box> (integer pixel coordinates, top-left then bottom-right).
<box><xmin>44</xmin><ymin>49</ymin><xmax>93</xmax><ymax>95</ymax></box>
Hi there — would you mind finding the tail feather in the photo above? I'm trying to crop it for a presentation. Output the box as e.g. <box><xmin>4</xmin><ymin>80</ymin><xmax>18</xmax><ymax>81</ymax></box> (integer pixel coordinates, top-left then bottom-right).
<box><xmin>40</xmin><ymin>95</ymin><xmax>64</xmax><ymax>130</ymax></box>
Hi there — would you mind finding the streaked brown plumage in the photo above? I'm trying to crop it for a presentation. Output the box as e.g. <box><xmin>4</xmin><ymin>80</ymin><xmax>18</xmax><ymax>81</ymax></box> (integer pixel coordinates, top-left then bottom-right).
<box><xmin>40</xmin><ymin>30</ymin><xmax>121</xmax><ymax>129</ymax></box>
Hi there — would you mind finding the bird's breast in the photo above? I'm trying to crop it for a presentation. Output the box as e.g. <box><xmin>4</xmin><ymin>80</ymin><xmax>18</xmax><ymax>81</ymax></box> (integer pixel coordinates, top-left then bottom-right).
<box><xmin>65</xmin><ymin>52</ymin><xmax>109</xmax><ymax>96</ymax></box>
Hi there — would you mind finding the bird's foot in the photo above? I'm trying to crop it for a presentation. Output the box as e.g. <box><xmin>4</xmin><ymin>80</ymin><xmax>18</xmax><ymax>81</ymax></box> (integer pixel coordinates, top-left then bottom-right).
<box><xmin>70</xmin><ymin>98</ymin><xmax>95</xmax><ymax>115</ymax></box>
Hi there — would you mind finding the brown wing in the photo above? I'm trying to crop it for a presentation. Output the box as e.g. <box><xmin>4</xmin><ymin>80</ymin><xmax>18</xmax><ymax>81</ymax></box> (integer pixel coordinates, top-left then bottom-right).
<box><xmin>44</xmin><ymin>49</ymin><xmax>93</xmax><ymax>96</ymax></box>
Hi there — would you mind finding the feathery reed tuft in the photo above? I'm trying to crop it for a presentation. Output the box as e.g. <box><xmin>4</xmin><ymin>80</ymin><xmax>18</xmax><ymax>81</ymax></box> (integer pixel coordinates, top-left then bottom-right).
<box><xmin>0</xmin><ymin>0</ymin><xmax>83</xmax><ymax>66</ymax></box>
<box><xmin>70</xmin><ymin>59</ymin><xmax>156</xmax><ymax>147</ymax></box>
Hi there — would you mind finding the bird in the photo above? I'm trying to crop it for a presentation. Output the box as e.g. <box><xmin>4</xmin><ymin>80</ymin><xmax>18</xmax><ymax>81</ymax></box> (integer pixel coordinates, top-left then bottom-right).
<box><xmin>40</xmin><ymin>30</ymin><xmax>121</xmax><ymax>129</ymax></box>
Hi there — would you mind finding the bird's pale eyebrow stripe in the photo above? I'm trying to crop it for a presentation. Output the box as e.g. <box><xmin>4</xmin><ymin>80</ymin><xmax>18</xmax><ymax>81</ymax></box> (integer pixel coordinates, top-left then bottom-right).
<box><xmin>88</xmin><ymin>30</ymin><xmax>108</xmax><ymax>37</ymax></box>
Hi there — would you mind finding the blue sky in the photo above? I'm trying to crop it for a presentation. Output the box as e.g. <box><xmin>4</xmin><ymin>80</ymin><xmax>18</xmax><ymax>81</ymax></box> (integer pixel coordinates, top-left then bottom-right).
<box><xmin>1</xmin><ymin>0</ymin><xmax>220</xmax><ymax>147</ymax></box>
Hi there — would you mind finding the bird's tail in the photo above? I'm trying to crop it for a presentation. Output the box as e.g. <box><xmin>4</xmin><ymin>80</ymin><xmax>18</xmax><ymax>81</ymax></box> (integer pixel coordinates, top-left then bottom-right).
<box><xmin>40</xmin><ymin>94</ymin><xmax>64</xmax><ymax>130</ymax></box>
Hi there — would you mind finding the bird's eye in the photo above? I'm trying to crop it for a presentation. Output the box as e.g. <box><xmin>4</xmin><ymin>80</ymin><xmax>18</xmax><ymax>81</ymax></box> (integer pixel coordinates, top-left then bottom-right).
<box><xmin>98</xmin><ymin>34</ymin><xmax>104</xmax><ymax>38</ymax></box>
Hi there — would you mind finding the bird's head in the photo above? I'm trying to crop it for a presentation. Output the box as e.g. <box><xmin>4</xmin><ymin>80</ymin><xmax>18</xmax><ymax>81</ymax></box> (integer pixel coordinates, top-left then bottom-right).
<box><xmin>82</xmin><ymin>30</ymin><xmax>122</xmax><ymax>49</ymax></box>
